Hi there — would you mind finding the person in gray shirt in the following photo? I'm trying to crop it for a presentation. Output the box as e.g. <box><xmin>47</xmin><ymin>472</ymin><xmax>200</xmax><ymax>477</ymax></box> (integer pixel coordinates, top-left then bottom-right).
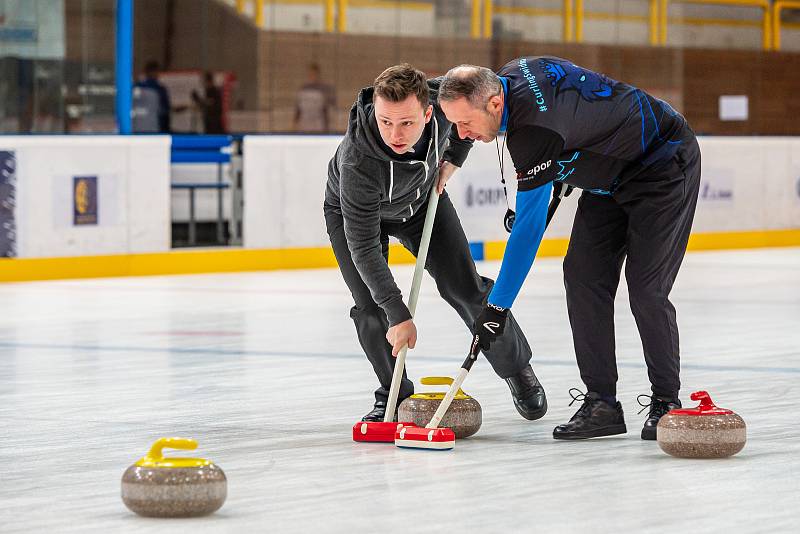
<box><xmin>324</xmin><ymin>64</ymin><xmax>546</xmax><ymax>422</ymax></box>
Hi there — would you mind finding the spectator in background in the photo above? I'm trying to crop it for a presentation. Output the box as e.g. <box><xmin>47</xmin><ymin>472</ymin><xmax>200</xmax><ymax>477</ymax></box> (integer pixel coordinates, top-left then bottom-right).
<box><xmin>192</xmin><ymin>72</ymin><xmax>225</xmax><ymax>134</ymax></box>
<box><xmin>134</xmin><ymin>60</ymin><xmax>172</xmax><ymax>133</ymax></box>
<box><xmin>294</xmin><ymin>63</ymin><xmax>335</xmax><ymax>133</ymax></box>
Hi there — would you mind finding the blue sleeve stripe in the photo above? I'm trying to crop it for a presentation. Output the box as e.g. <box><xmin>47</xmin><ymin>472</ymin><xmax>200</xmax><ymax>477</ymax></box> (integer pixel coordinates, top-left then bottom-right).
<box><xmin>488</xmin><ymin>182</ymin><xmax>552</xmax><ymax>309</ymax></box>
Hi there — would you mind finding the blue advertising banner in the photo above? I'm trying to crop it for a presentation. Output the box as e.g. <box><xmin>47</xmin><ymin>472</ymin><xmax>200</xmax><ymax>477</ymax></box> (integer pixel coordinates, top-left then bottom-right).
<box><xmin>0</xmin><ymin>150</ymin><xmax>17</xmax><ymax>257</ymax></box>
<box><xmin>73</xmin><ymin>175</ymin><xmax>98</xmax><ymax>225</ymax></box>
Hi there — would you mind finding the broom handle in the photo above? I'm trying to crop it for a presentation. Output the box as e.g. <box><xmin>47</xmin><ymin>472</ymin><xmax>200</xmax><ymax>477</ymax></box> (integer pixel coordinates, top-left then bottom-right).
<box><xmin>383</xmin><ymin>182</ymin><xmax>441</xmax><ymax>423</ymax></box>
<box><xmin>425</xmin><ymin>335</ymin><xmax>482</xmax><ymax>429</ymax></box>
<box><xmin>424</xmin><ymin>183</ymin><xmax>568</xmax><ymax>428</ymax></box>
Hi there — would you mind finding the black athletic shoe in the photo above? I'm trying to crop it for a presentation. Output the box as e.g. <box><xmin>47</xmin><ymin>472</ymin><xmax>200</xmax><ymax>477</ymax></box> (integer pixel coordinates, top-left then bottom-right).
<box><xmin>553</xmin><ymin>389</ymin><xmax>627</xmax><ymax>440</ymax></box>
<box><xmin>505</xmin><ymin>364</ymin><xmax>547</xmax><ymax>420</ymax></box>
<box><xmin>638</xmin><ymin>394</ymin><xmax>681</xmax><ymax>440</ymax></box>
<box><xmin>361</xmin><ymin>401</ymin><xmax>387</xmax><ymax>422</ymax></box>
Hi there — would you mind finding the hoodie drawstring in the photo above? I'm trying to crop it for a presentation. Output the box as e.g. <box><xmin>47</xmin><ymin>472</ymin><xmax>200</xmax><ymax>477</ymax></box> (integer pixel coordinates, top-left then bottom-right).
<box><xmin>389</xmin><ymin>161</ymin><xmax>394</xmax><ymax>203</ymax></box>
<box><xmin>392</xmin><ymin>116</ymin><xmax>440</xmax><ymax>219</ymax></box>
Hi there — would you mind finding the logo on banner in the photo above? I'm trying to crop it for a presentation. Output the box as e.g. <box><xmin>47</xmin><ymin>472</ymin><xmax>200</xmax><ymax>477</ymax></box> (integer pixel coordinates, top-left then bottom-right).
<box><xmin>73</xmin><ymin>176</ymin><xmax>98</xmax><ymax>225</ymax></box>
<box><xmin>465</xmin><ymin>184</ymin><xmax>505</xmax><ymax>208</ymax></box>
<box><xmin>699</xmin><ymin>177</ymin><xmax>733</xmax><ymax>202</ymax></box>
<box><xmin>0</xmin><ymin>150</ymin><xmax>17</xmax><ymax>257</ymax></box>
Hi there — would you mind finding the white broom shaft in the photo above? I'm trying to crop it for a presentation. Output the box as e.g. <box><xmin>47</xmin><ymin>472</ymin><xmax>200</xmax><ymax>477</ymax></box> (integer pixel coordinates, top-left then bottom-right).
<box><xmin>408</xmin><ymin>190</ymin><xmax>439</xmax><ymax>317</ymax></box>
<box><xmin>383</xmin><ymin>185</ymin><xmax>440</xmax><ymax>422</ymax></box>
<box><xmin>426</xmin><ymin>367</ymin><xmax>469</xmax><ymax>429</ymax></box>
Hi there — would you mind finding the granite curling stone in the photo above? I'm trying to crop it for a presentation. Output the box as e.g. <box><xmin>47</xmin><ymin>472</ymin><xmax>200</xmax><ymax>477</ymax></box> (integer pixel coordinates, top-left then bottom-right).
<box><xmin>398</xmin><ymin>376</ymin><xmax>482</xmax><ymax>438</ymax></box>
<box><xmin>657</xmin><ymin>391</ymin><xmax>746</xmax><ymax>459</ymax></box>
<box><xmin>122</xmin><ymin>437</ymin><xmax>227</xmax><ymax>517</ymax></box>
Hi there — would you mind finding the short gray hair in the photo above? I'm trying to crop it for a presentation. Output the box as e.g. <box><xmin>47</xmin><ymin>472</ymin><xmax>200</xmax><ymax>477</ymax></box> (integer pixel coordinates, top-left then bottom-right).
<box><xmin>438</xmin><ymin>65</ymin><xmax>502</xmax><ymax>108</ymax></box>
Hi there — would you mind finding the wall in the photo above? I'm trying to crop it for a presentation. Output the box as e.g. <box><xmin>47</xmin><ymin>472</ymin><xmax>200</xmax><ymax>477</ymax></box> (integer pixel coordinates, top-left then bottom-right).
<box><xmin>252</xmin><ymin>34</ymin><xmax>800</xmax><ymax>135</ymax></box>
<box><xmin>242</xmin><ymin>134</ymin><xmax>800</xmax><ymax>249</ymax></box>
<box><xmin>1</xmin><ymin>133</ymin><xmax>798</xmax><ymax>281</ymax></box>
<box><xmin>682</xmin><ymin>50</ymin><xmax>800</xmax><ymax>135</ymax></box>
<box><xmin>0</xmin><ymin>136</ymin><xmax>171</xmax><ymax>258</ymax></box>
<box><xmin>218</xmin><ymin>0</ymin><xmax>800</xmax><ymax>51</ymax></box>
<box><xmin>124</xmin><ymin>2</ymin><xmax>800</xmax><ymax>135</ymax></box>
<box><xmin>64</xmin><ymin>0</ymin><xmax>113</xmax><ymax>63</ymax></box>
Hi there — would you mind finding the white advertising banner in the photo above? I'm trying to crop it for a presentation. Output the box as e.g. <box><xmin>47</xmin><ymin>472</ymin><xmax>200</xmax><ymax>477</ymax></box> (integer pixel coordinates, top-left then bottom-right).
<box><xmin>243</xmin><ymin>135</ymin><xmax>800</xmax><ymax>250</ymax></box>
<box><xmin>243</xmin><ymin>135</ymin><xmax>336</xmax><ymax>249</ymax></box>
<box><xmin>243</xmin><ymin>134</ymin><xmax>581</xmax><ymax>250</ymax></box>
<box><xmin>1</xmin><ymin>136</ymin><xmax>170</xmax><ymax>258</ymax></box>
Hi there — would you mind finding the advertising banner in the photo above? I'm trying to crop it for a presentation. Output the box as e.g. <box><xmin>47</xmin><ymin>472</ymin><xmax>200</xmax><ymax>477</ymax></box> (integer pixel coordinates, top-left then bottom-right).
<box><xmin>73</xmin><ymin>175</ymin><xmax>98</xmax><ymax>226</ymax></box>
<box><xmin>0</xmin><ymin>150</ymin><xmax>16</xmax><ymax>257</ymax></box>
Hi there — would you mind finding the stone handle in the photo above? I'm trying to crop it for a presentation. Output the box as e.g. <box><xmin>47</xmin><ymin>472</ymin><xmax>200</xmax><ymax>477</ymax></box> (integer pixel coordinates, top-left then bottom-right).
<box><xmin>146</xmin><ymin>437</ymin><xmax>197</xmax><ymax>462</ymax></box>
<box><xmin>421</xmin><ymin>376</ymin><xmax>467</xmax><ymax>397</ymax></box>
<box><xmin>690</xmin><ymin>390</ymin><xmax>716</xmax><ymax>410</ymax></box>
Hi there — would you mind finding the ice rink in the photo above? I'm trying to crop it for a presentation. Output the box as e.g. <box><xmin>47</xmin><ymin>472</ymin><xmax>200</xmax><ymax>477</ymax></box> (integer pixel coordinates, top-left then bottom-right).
<box><xmin>1</xmin><ymin>247</ymin><xmax>798</xmax><ymax>533</ymax></box>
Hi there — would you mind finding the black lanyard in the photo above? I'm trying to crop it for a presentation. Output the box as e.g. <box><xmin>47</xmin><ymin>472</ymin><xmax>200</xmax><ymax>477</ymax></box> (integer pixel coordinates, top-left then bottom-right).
<box><xmin>495</xmin><ymin>135</ymin><xmax>516</xmax><ymax>233</ymax></box>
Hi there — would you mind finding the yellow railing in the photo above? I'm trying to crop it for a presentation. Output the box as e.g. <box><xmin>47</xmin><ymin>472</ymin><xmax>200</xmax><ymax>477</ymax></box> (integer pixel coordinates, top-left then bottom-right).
<box><xmin>490</xmin><ymin>0</ymin><xmax>781</xmax><ymax>49</ymax></box>
<box><xmin>232</xmin><ymin>0</ymin><xmax>795</xmax><ymax>52</ymax></box>
<box><xmin>575</xmin><ymin>0</ymin><xmax>584</xmax><ymax>41</ymax></box>
<box><xmin>468</xmin><ymin>0</ymin><xmax>498</xmax><ymax>39</ymax></box>
<box><xmin>658</xmin><ymin>0</ymin><xmax>772</xmax><ymax>50</ymax></box>
<box><xmin>471</xmin><ymin>0</ymin><xmax>482</xmax><ymax>38</ymax></box>
<box><xmin>773</xmin><ymin>0</ymin><xmax>800</xmax><ymax>50</ymax></box>
<box><xmin>337</xmin><ymin>0</ymin><xmax>345</xmax><ymax>31</ymax></box>
<box><xmin>484</xmin><ymin>0</ymin><xmax>494</xmax><ymax>39</ymax></box>
<box><xmin>490</xmin><ymin>1</ymin><xmax>581</xmax><ymax>41</ymax></box>
<box><xmin>338</xmin><ymin>0</ymin><xmax>434</xmax><ymax>32</ymax></box>
<box><xmin>235</xmin><ymin>0</ymin><xmax>337</xmax><ymax>32</ymax></box>
<box><xmin>650</xmin><ymin>0</ymin><xmax>660</xmax><ymax>44</ymax></box>
<box><xmin>326</xmin><ymin>0</ymin><xmax>335</xmax><ymax>31</ymax></box>
<box><xmin>564</xmin><ymin>0</ymin><xmax>574</xmax><ymax>41</ymax></box>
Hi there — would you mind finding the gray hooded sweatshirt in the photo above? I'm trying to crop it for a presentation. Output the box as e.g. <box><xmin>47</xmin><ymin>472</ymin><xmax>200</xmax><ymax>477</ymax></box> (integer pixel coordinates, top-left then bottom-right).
<box><xmin>324</xmin><ymin>78</ymin><xmax>473</xmax><ymax>326</ymax></box>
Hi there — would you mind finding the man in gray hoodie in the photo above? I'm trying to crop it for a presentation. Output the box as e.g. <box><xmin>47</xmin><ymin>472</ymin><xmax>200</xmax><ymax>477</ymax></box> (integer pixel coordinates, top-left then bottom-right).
<box><xmin>324</xmin><ymin>64</ymin><xmax>547</xmax><ymax>422</ymax></box>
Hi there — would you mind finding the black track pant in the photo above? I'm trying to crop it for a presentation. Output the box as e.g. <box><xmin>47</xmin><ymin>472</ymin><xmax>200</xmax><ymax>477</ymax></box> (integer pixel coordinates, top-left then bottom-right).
<box><xmin>325</xmin><ymin>192</ymin><xmax>532</xmax><ymax>403</ymax></box>
<box><xmin>563</xmin><ymin>138</ymin><xmax>701</xmax><ymax>399</ymax></box>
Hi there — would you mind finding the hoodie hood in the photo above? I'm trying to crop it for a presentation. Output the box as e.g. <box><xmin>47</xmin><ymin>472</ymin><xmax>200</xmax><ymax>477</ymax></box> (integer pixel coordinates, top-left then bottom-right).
<box><xmin>349</xmin><ymin>87</ymin><xmax>391</xmax><ymax>161</ymax></box>
<box><xmin>323</xmin><ymin>78</ymin><xmax>474</xmax><ymax>327</ymax></box>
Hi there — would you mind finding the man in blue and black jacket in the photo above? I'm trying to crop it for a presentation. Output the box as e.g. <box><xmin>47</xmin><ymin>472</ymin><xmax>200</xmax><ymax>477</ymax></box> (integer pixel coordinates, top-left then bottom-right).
<box><xmin>324</xmin><ymin>64</ymin><xmax>546</xmax><ymax>423</ymax></box>
<box><xmin>438</xmin><ymin>57</ymin><xmax>701</xmax><ymax>441</ymax></box>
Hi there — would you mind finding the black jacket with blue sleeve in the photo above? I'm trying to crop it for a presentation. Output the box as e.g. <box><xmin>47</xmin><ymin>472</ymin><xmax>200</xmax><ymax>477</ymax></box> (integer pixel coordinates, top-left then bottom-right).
<box><xmin>488</xmin><ymin>56</ymin><xmax>695</xmax><ymax>309</ymax></box>
<box><xmin>501</xmin><ymin>56</ymin><xmax>692</xmax><ymax>196</ymax></box>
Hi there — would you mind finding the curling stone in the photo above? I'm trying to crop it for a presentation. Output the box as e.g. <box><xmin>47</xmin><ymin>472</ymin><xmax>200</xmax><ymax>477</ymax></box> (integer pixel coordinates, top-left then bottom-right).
<box><xmin>121</xmin><ymin>438</ymin><xmax>227</xmax><ymax>517</ymax></box>
<box><xmin>657</xmin><ymin>391</ymin><xmax>746</xmax><ymax>459</ymax></box>
<box><xmin>398</xmin><ymin>376</ymin><xmax>482</xmax><ymax>438</ymax></box>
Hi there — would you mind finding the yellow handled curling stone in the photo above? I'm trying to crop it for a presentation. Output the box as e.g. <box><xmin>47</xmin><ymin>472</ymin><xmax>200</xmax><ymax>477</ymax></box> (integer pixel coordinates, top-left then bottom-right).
<box><xmin>121</xmin><ymin>438</ymin><xmax>227</xmax><ymax>517</ymax></box>
<box><xmin>398</xmin><ymin>376</ymin><xmax>482</xmax><ymax>438</ymax></box>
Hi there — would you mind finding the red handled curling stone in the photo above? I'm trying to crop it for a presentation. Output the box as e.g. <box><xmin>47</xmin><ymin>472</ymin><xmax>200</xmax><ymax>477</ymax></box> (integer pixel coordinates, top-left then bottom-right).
<box><xmin>352</xmin><ymin>181</ymin><xmax>441</xmax><ymax>443</ymax></box>
<box><xmin>657</xmin><ymin>391</ymin><xmax>746</xmax><ymax>459</ymax></box>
